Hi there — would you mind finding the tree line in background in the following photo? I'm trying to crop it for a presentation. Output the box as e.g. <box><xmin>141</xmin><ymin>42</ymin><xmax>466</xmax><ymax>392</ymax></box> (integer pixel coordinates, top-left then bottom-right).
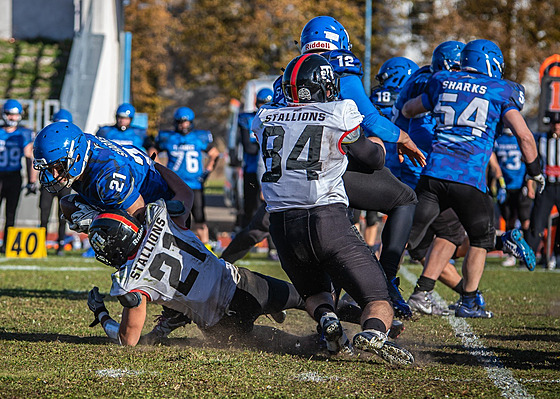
<box><xmin>125</xmin><ymin>0</ymin><xmax>560</xmax><ymax>139</ymax></box>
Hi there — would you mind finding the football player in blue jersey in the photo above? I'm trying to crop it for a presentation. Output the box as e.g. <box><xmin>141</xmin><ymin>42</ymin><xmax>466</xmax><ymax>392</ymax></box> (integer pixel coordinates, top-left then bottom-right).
<box><xmin>154</xmin><ymin>107</ymin><xmax>220</xmax><ymax>245</ymax></box>
<box><xmin>38</xmin><ymin>109</ymin><xmax>74</xmax><ymax>255</ymax></box>
<box><xmin>0</xmin><ymin>99</ymin><xmax>37</xmax><ymax>253</ymax></box>
<box><xmin>33</xmin><ymin>121</ymin><xmax>196</xmax><ymax>339</ymax></box>
<box><xmin>96</xmin><ymin>103</ymin><xmax>149</xmax><ymax>150</ymax></box>
<box><xmin>393</xmin><ymin>41</ymin><xmax>475</xmax><ymax>316</ymax></box>
<box><xmin>492</xmin><ymin>128</ymin><xmax>533</xmax><ymax>267</ymax></box>
<box><xmin>356</xmin><ymin>57</ymin><xmax>419</xmax><ymax>250</ymax></box>
<box><xmin>402</xmin><ymin>39</ymin><xmax>543</xmax><ymax>318</ymax></box>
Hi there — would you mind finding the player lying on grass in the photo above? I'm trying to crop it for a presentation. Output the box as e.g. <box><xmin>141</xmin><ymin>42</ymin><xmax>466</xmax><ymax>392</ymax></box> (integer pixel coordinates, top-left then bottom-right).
<box><xmin>85</xmin><ymin>197</ymin><xmax>305</xmax><ymax>347</ymax></box>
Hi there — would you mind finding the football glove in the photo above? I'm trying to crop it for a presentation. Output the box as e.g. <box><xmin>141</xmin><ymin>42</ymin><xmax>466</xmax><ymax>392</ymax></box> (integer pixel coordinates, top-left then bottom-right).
<box><xmin>496</xmin><ymin>177</ymin><xmax>507</xmax><ymax>204</ymax></box>
<box><xmin>198</xmin><ymin>170</ymin><xmax>210</xmax><ymax>184</ymax></box>
<box><xmin>67</xmin><ymin>201</ymin><xmax>100</xmax><ymax>233</ymax></box>
<box><xmin>87</xmin><ymin>287</ymin><xmax>108</xmax><ymax>327</ymax></box>
<box><xmin>531</xmin><ymin>173</ymin><xmax>546</xmax><ymax>194</ymax></box>
<box><xmin>24</xmin><ymin>182</ymin><xmax>38</xmax><ymax>196</ymax></box>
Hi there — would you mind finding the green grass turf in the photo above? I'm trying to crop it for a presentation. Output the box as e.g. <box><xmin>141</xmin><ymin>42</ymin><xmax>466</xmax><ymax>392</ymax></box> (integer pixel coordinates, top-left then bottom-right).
<box><xmin>0</xmin><ymin>254</ymin><xmax>559</xmax><ymax>398</ymax></box>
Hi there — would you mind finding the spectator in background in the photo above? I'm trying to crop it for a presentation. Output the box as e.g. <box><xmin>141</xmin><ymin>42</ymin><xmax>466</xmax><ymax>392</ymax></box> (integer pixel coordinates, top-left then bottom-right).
<box><xmin>39</xmin><ymin>109</ymin><xmax>74</xmax><ymax>255</ymax></box>
<box><xmin>155</xmin><ymin>107</ymin><xmax>220</xmax><ymax>246</ymax></box>
<box><xmin>96</xmin><ymin>103</ymin><xmax>150</xmax><ymax>151</ymax></box>
<box><xmin>0</xmin><ymin>99</ymin><xmax>37</xmax><ymax>253</ymax></box>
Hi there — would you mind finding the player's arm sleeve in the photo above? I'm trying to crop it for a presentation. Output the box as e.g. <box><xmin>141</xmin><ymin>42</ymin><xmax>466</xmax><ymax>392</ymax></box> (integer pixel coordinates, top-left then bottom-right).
<box><xmin>339</xmin><ymin>75</ymin><xmax>401</xmax><ymax>142</ymax></box>
<box><xmin>342</xmin><ymin>135</ymin><xmax>385</xmax><ymax>172</ymax></box>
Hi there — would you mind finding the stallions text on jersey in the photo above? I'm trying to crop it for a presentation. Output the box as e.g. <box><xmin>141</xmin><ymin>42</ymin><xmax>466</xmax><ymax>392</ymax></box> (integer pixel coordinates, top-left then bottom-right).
<box><xmin>252</xmin><ymin>100</ymin><xmax>363</xmax><ymax>212</ymax></box>
<box><xmin>109</xmin><ymin>200</ymin><xmax>239</xmax><ymax>328</ymax></box>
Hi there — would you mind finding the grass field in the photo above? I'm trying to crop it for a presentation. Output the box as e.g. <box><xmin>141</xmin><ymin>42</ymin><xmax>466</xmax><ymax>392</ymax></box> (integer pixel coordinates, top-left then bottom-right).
<box><xmin>0</xmin><ymin>252</ymin><xmax>559</xmax><ymax>398</ymax></box>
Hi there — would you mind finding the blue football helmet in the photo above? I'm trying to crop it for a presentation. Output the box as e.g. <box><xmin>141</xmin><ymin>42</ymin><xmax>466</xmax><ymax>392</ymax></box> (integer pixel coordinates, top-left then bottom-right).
<box><xmin>116</xmin><ymin>103</ymin><xmax>135</xmax><ymax>119</ymax></box>
<box><xmin>52</xmin><ymin>109</ymin><xmax>73</xmax><ymax>123</ymax></box>
<box><xmin>33</xmin><ymin>122</ymin><xmax>90</xmax><ymax>193</ymax></box>
<box><xmin>300</xmin><ymin>16</ymin><xmax>351</xmax><ymax>54</ymax></box>
<box><xmin>2</xmin><ymin>99</ymin><xmax>23</xmax><ymax>127</ymax></box>
<box><xmin>461</xmin><ymin>39</ymin><xmax>504</xmax><ymax>79</ymax></box>
<box><xmin>174</xmin><ymin>106</ymin><xmax>195</xmax><ymax>122</ymax></box>
<box><xmin>256</xmin><ymin>88</ymin><xmax>273</xmax><ymax>105</ymax></box>
<box><xmin>375</xmin><ymin>57</ymin><xmax>419</xmax><ymax>89</ymax></box>
<box><xmin>431</xmin><ymin>41</ymin><xmax>465</xmax><ymax>72</ymax></box>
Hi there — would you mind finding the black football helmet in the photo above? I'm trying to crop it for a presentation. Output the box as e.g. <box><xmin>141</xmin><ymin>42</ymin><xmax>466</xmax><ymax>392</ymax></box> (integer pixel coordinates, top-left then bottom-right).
<box><xmin>282</xmin><ymin>53</ymin><xmax>339</xmax><ymax>103</ymax></box>
<box><xmin>88</xmin><ymin>210</ymin><xmax>144</xmax><ymax>268</ymax></box>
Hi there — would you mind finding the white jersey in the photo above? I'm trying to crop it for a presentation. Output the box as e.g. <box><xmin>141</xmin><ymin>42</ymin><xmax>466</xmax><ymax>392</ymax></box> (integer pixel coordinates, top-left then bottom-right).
<box><xmin>252</xmin><ymin>100</ymin><xmax>363</xmax><ymax>212</ymax></box>
<box><xmin>110</xmin><ymin>200</ymin><xmax>239</xmax><ymax>328</ymax></box>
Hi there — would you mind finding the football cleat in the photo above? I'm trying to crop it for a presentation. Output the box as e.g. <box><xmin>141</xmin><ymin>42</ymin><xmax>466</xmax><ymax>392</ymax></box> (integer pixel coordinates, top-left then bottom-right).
<box><xmin>455</xmin><ymin>295</ymin><xmax>493</xmax><ymax>318</ymax></box>
<box><xmin>353</xmin><ymin>329</ymin><xmax>414</xmax><ymax>366</ymax></box>
<box><xmin>387</xmin><ymin>277</ymin><xmax>413</xmax><ymax>319</ymax></box>
<box><xmin>449</xmin><ymin>290</ymin><xmax>486</xmax><ymax>311</ymax></box>
<box><xmin>143</xmin><ymin>307</ymin><xmax>191</xmax><ymax>344</ymax></box>
<box><xmin>269</xmin><ymin>310</ymin><xmax>287</xmax><ymax>324</ymax></box>
<box><xmin>319</xmin><ymin>312</ymin><xmax>352</xmax><ymax>354</ymax></box>
<box><xmin>407</xmin><ymin>290</ymin><xmax>450</xmax><ymax>316</ymax></box>
<box><xmin>501</xmin><ymin>229</ymin><xmax>536</xmax><ymax>271</ymax></box>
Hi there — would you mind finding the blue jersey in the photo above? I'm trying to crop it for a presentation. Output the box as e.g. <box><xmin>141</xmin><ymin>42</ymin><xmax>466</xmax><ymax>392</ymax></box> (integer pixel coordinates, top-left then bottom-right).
<box><xmin>493</xmin><ymin>133</ymin><xmax>526</xmax><ymax>189</ymax></box>
<box><xmin>72</xmin><ymin>134</ymin><xmax>171</xmax><ymax>210</ymax></box>
<box><xmin>0</xmin><ymin>126</ymin><xmax>32</xmax><ymax>172</ymax></box>
<box><xmin>96</xmin><ymin>125</ymin><xmax>147</xmax><ymax>149</ymax></box>
<box><xmin>370</xmin><ymin>85</ymin><xmax>400</xmax><ymax>177</ymax></box>
<box><xmin>237</xmin><ymin>112</ymin><xmax>259</xmax><ymax>174</ymax></box>
<box><xmin>156</xmin><ymin>129</ymin><xmax>213</xmax><ymax>190</ymax></box>
<box><xmin>392</xmin><ymin>66</ymin><xmax>436</xmax><ymax>188</ymax></box>
<box><xmin>421</xmin><ymin>70</ymin><xmax>524</xmax><ymax>192</ymax></box>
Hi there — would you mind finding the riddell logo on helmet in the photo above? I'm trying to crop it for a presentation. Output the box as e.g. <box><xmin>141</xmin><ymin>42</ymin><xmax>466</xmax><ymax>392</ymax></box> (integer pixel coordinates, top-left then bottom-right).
<box><xmin>303</xmin><ymin>41</ymin><xmax>336</xmax><ymax>53</ymax></box>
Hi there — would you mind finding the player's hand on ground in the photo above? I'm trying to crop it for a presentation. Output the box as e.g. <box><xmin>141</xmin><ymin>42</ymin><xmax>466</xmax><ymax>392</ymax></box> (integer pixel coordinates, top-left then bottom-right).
<box><xmin>88</xmin><ymin>287</ymin><xmax>108</xmax><ymax>327</ymax></box>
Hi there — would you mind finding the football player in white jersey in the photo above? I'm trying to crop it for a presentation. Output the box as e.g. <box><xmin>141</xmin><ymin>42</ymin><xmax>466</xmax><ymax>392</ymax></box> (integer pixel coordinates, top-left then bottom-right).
<box><xmin>85</xmin><ymin>199</ymin><xmax>305</xmax><ymax>346</ymax></box>
<box><xmin>252</xmin><ymin>53</ymin><xmax>414</xmax><ymax>366</ymax></box>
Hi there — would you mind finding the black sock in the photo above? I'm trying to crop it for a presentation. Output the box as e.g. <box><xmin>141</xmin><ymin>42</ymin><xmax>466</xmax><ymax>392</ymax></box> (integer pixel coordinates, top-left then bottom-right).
<box><xmin>415</xmin><ymin>275</ymin><xmax>436</xmax><ymax>292</ymax></box>
<box><xmin>495</xmin><ymin>234</ymin><xmax>503</xmax><ymax>251</ymax></box>
<box><xmin>453</xmin><ymin>279</ymin><xmax>464</xmax><ymax>294</ymax></box>
<box><xmin>313</xmin><ymin>304</ymin><xmax>335</xmax><ymax>323</ymax></box>
<box><xmin>362</xmin><ymin>317</ymin><xmax>387</xmax><ymax>333</ymax></box>
<box><xmin>463</xmin><ymin>290</ymin><xmax>477</xmax><ymax>298</ymax></box>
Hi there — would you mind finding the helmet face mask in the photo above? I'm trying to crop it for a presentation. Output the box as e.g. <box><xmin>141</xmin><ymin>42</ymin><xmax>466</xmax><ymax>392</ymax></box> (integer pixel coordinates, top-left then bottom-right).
<box><xmin>33</xmin><ymin>122</ymin><xmax>89</xmax><ymax>193</ymax></box>
<box><xmin>460</xmin><ymin>39</ymin><xmax>504</xmax><ymax>79</ymax></box>
<box><xmin>2</xmin><ymin>99</ymin><xmax>23</xmax><ymax>127</ymax></box>
<box><xmin>282</xmin><ymin>54</ymin><xmax>339</xmax><ymax>104</ymax></box>
<box><xmin>174</xmin><ymin>107</ymin><xmax>195</xmax><ymax>133</ymax></box>
<box><xmin>300</xmin><ymin>16</ymin><xmax>351</xmax><ymax>54</ymax></box>
<box><xmin>88</xmin><ymin>210</ymin><xmax>144</xmax><ymax>268</ymax></box>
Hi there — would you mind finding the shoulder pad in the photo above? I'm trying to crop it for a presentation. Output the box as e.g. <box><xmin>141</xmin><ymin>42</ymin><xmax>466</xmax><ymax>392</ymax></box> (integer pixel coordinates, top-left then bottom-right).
<box><xmin>117</xmin><ymin>292</ymin><xmax>143</xmax><ymax>308</ymax></box>
<box><xmin>325</xmin><ymin>49</ymin><xmax>363</xmax><ymax>77</ymax></box>
<box><xmin>504</xmin><ymin>79</ymin><xmax>525</xmax><ymax>110</ymax></box>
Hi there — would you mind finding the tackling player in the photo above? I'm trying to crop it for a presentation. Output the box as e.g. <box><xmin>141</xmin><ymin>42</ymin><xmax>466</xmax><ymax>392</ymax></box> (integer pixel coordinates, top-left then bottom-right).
<box><xmin>253</xmin><ymin>53</ymin><xmax>414</xmax><ymax>366</ymax></box>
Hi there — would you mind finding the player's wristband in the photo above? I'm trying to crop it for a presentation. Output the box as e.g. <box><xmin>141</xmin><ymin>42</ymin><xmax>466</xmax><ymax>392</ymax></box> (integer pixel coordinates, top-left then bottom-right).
<box><xmin>526</xmin><ymin>157</ymin><xmax>541</xmax><ymax>177</ymax></box>
<box><xmin>498</xmin><ymin>177</ymin><xmax>506</xmax><ymax>189</ymax></box>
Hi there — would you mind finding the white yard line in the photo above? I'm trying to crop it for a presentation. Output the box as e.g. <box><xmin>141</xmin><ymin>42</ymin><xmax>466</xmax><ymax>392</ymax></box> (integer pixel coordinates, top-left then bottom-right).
<box><xmin>400</xmin><ymin>266</ymin><xmax>534</xmax><ymax>399</ymax></box>
<box><xmin>0</xmin><ymin>265</ymin><xmax>105</xmax><ymax>271</ymax></box>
